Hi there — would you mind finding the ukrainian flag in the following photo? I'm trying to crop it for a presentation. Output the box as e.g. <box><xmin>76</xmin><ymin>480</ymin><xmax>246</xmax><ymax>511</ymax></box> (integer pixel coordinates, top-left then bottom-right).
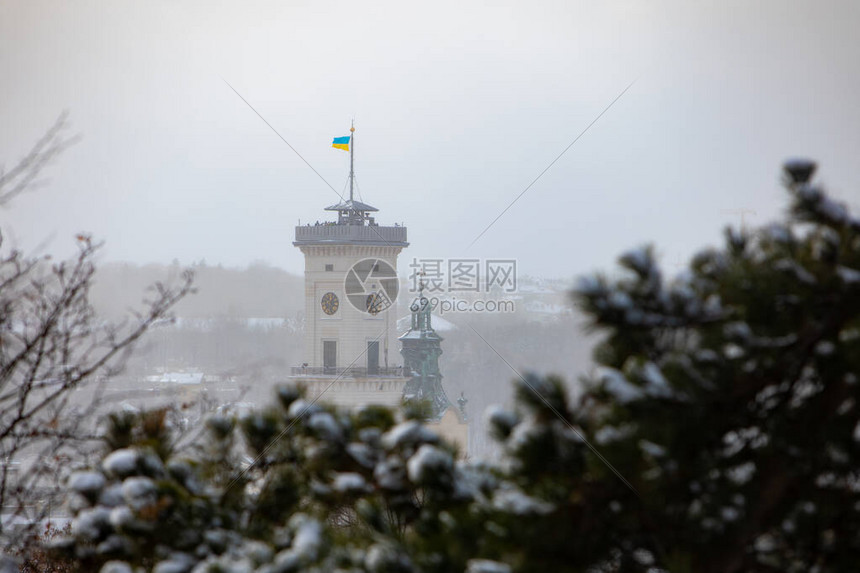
<box><xmin>332</xmin><ymin>135</ymin><xmax>350</xmax><ymax>151</ymax></box>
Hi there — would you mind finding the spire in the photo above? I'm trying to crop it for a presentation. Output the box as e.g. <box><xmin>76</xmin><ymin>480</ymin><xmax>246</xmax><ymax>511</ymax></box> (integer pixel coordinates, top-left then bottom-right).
<box><xmin>402</xmin><ymin>272</ymin><xmax>441</xmax><ymax>340</ymax></box>
<box><xmin>399</xmin><ymin>274</ymin><xmax>448</xmax><ymax>420</ymax></box>
<box><xmin>416</xmin><ymin>272</ymin><xmax>433</xmax><ymax>332</ymax></box>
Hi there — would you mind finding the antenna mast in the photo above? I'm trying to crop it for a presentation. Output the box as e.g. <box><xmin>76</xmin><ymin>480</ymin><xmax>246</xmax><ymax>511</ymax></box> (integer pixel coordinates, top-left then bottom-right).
<box><xmin>349</xmin><ymin>122</ymin><xmax>355</xmax><ymax>203</ymax></box>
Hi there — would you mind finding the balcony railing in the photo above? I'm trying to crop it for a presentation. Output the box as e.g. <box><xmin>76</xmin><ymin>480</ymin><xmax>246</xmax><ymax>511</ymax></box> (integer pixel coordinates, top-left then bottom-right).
<box><xmin>294</xmin><ymin>224</ymin><xmax>408</xmax><ymax>246</ymax></box>
<box><xmin>290</xmin><ymin>366</ymin><xmax>407</xmax><ymax>378</ymax></box>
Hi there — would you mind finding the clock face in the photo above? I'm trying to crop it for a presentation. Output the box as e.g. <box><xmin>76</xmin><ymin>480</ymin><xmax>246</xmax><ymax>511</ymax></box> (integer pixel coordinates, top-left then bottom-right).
<box><xmin>321</xmin><ymin>292</ymin><xmax>339</xmax><ymax>315</ymax></box>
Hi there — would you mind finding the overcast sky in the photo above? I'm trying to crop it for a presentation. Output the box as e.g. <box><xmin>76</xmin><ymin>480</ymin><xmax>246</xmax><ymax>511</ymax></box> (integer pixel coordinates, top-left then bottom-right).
<box><xmin>1</xmin><ymin>0</ymin><xmax>858</xmax><ymax>280</ymax></box>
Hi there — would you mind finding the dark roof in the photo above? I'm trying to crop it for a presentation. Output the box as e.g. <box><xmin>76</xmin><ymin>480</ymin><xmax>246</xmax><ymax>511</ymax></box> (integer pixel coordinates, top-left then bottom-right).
<box><xmin>324</xmin><ymin>199</ymin><xmax>379</xmax><ymax>212</ymax></box>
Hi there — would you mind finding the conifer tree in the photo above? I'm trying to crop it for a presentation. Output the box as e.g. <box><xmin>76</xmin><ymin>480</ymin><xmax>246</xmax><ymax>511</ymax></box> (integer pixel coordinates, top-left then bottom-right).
<box><xmin>571</xmin><ymin>159</ymin><xmax>860</xmax><ymax>571</ymax></box>
<box><xmin>43</xmin><ymin>160</ymin><xmax>860</xmax><ymax>572</ymax></box>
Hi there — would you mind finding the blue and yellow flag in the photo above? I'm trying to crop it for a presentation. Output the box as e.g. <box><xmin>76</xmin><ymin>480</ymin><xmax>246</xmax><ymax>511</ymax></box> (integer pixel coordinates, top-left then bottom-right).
<box><xmin>332</xmin><ymin>136</ymin><xmax>350</xmax><ymax>151</ymax></box>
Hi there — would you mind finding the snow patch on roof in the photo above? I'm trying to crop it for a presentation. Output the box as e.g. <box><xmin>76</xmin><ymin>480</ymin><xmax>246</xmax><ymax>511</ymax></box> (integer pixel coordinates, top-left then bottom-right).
<box><xmin>145</xmin><ymin>372</ymin><xmax>204</xmax><ymax>385</ymax></box>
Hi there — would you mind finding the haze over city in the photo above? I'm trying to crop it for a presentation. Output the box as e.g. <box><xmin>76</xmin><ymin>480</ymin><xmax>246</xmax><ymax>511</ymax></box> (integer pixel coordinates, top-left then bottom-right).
<box><xmin>4</xmin><ymin>2</ymin><xmax>860</xmax><ymax>571</ymax></box>
<box><xmin>2</xmin><ymin>0</ymin><xmax>858</xmax><ymax>279</ymax></box>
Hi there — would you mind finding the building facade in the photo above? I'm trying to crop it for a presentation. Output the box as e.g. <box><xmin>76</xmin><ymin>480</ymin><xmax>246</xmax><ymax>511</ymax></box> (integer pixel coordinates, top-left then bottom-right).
<box><xmin>293</xmin><ymin>201</ymin><xmax>408</xmax><ymax>375</ymax></box>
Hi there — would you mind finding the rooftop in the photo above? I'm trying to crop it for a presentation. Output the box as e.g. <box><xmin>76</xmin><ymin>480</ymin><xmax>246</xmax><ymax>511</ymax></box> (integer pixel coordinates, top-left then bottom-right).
<box><xmin>325</xmin><ymin>199</ymin><xmax>378</xmax><ymax>212</ymax></box>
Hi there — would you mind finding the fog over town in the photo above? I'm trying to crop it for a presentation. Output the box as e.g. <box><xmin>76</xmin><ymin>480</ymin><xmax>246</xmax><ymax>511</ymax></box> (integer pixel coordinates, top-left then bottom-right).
<box><xmin>2</xmin><ymin>0</ymin><xmax>857</xmax><ymax>448</ymax></box>
<box><xmin>85</xmin><ymin>260</ymin><xmax>596</xmax><ymax>455</ymax></box>
<box><xmin>2</xmin><ymin>1</ymin><xmax>859</xmax><ymax>571</ymax></box>
<box><xmin>2</xmin><ymin>1</ymin><xmax>859</xmax><ymax>276</ymax></box>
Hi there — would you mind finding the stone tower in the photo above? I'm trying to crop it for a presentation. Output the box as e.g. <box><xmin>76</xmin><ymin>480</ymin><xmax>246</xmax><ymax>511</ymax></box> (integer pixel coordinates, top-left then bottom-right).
<box><xmin>291</xmin><ymin>126</ymin><xmax>410</xmax><ymax>408</ymax></box>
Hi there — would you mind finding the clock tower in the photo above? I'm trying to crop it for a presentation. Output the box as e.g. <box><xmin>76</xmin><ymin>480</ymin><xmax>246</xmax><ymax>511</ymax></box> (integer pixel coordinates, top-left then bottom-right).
<box><xmin>291</xmin><ymin>126</ymin><xmax>409</xmax><ymax>408</ymax></box>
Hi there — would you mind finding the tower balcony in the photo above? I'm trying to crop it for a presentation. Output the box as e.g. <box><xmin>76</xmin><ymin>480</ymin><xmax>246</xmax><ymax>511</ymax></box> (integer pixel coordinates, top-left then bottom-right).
<box><xmin>294</xmin><ymin>224</ymin><xmax>408</xmax><ymax>247</ymax></box>
<box><xmin>290</xmin><ymin>365</ymin><xmax>407</xmax><ymax>378</ymax></box>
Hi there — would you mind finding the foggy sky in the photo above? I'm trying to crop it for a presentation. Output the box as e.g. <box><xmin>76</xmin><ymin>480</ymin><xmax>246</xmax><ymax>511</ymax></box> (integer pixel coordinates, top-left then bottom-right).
<box><xmin>1</xmin><ymin>0</ymin><xmax>858</xmax><ymax>280</ymax></box>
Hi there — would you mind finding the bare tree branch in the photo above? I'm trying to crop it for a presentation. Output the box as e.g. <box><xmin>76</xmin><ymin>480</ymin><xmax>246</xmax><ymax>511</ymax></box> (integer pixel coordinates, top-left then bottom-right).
<box><xmin>0</xmin><ymin>111</ymin><xmax>80</xmax><ymax>206</ymax></box>
<box><xmin>0</xmin><ymin>114</ymin><xmax>195</xmax><ymax>548</ymax></box>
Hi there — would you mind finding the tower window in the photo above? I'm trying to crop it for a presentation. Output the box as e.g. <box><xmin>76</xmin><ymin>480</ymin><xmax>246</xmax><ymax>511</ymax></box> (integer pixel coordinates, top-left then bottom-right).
<box><xmin>367</xmin><ymin>341</ymin><xmax>379</xmax><ymax>375</ymax></box>
<box><xmin>323</xmin><ymin>340</ymin><xmax>337</xmax><ymax>372</ymax></box>
<box><xmin>325</xmin><ymin>264</ymin><xmax>334</xmax><ymax>272</ymax></box>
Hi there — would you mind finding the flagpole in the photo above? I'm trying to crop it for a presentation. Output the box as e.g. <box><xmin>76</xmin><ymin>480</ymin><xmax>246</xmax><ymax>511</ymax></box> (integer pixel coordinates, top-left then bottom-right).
<box><xmin>349</xmin><ymin>123</ymin><xmax>355</xmax><ymax>203</ymax></box>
